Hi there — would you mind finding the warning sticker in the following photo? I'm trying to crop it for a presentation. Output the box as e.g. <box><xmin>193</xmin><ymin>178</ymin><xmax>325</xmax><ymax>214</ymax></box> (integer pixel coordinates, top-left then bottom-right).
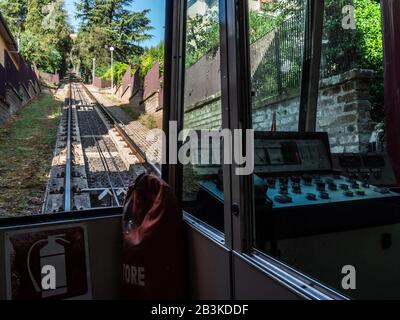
<box><xmin>4</xmin><ymin>224</ymin><xmax>92</xmax><ymax>300</ymax></box>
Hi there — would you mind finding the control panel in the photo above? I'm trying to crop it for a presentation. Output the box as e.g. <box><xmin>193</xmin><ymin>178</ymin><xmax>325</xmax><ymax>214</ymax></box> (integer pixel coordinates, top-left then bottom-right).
<box><xmin>263</xmin><ymin>174</ymin><xmax>397</xmax><ymax>209</ymax></box>
<box><xmin>332</xmin><ymin>153</ymin><xmax>398</xmax><ymax>187</ymax></box>
<box><xmin>197</xmin><ymin>132</ymin><xmax>400</xmax><ymax>211</ymax></box>
<box><xmin>253</xmin><ymin>132</ymin><xmax>399</xmax><ymax>208</ymax></box>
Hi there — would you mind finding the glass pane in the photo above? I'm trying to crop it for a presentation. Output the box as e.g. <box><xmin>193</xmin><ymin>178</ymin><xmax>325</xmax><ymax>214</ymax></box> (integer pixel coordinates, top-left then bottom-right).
<box><xmin>249</xmin><ymin>0</ymin><xmax>398</xmax><ymax>299</ymax></box>
<box><xmin>251</xmin><ymin>0</ymin><xmax>305</xmax><ymax>132</ymax></box>
<box><xmin>183</xmin><ymin>0</ymin><xmax>225</xmax><ymax>233</ymax></box>
<box><xmin>0</xmin><ymin>1</ymin><xmax>166</xmax><ymax>218</ymax></box>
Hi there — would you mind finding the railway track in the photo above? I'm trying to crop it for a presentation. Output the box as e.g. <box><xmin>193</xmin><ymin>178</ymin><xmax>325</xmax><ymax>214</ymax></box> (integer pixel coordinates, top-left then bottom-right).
<box><xmin>44</xmin><ymin>75</ymin><xmax>160</xmax><ymax>213</ymax></box>
<box><xmin>80</xmin><ymin>83</ymin><xmax>161</xmax><ymax>176</ymax></box>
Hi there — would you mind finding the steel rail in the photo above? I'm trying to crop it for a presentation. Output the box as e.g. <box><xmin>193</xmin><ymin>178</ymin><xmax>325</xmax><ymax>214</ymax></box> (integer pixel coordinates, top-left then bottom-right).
<box><xmin>64</xmin><ymin>82</ymin><xmax>72</xmax><ymax>212</ymax></box>
<box><xmin>80</xmin><ymin>84</ymin><xmax>162</xmax><ymax>177</ymax></box>
<box><xmin>77</xmin><ymin>84</ymin><xmax>128</xmax><ymax>189</ymax></box>
<box><xmin>74</xmin><ymin>83</ymin><xmax>121</xmax><ymax>206</ymax></box>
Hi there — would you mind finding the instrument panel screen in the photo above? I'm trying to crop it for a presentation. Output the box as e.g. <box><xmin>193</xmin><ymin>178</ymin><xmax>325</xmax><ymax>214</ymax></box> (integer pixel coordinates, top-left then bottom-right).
<box><xmin>254</xmin><ymin>135</ymin><xmax>332</xmax><ymax>174</ymax></box>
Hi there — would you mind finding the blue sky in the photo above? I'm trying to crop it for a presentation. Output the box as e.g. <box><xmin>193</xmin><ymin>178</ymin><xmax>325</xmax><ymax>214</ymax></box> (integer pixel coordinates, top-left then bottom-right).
<box><xmin>64</xmin><ymin>0</ymin><xmax>166</xmax><ymax>48</ymax></box>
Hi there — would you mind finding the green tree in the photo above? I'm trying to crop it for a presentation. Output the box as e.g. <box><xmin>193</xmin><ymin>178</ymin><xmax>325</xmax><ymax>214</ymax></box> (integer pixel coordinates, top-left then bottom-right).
<box><xmin>1</xmin><ymin>0</ymin><xmax>72</xmax><ymax>75</ymax></box>
<box><xmin>139</xmin><ymin>42</ymin><xmax>165</xmax><ymax>77</ymax></box>
<box><xmin>0</xmin><ymin>0</ymin><xmax>27</xmax><ymax>35</ymax></box>
<box><xmin>75</xmin><ymin>0</ymin><xmax>153</xmax><ymax>78</ymax></box>
<box><xmin>354</xmin><ymin>0</ymin><xmax>384</xmax><ymax>122</ymax></box>
<box><xmin>19</xmin><ymin>32</ymin><xmax>62</xmax><ymax>73</ymax></box>
<box><xmin>75</xmin><ymin>0</ymin><xmax>94</xmax><ymax>30</ymax></box>
<box><xmin>25</xmin><ymin>0</ymin><xmax>48</xmax><ymax>34</ymax></box>
<box><xmin>101</xmin><ymin>62</ymin><xmax>129</xmax><ymax>85</ymax></box>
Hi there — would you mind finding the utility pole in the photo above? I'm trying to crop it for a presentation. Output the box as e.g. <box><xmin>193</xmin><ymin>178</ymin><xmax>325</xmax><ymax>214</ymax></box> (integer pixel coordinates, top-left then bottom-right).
<box><xmin>92</xmin><ymin>57</ymin><xmax>96</xmax><ymax>85</ymax></box>
<box><xmin>110</xmin><ymin>47</ymin><xmax>114</xmax><ymax>93</ymax></box>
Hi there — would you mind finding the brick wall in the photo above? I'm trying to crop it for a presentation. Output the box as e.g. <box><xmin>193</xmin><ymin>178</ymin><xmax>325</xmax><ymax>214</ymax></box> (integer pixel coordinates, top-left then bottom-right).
<box><xmin>144</xmin><ymin>93</ymin><xmax>161</xmax><ymax>114</ymax></box>
<box><xmin>184</xmin><ymin>69</ymin><xmax>375</xmax><ymax>153</ymax></box>
<box><xmin>93</xmin><ymin>76</ymin><xmax>110</xmax><ymax>89</ymax></box>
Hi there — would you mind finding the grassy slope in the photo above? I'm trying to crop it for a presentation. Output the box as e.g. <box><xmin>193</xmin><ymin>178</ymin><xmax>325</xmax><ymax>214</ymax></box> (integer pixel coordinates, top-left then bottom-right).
<box><xmin>0</xmin><ymin>93</ymin><xmax>62</xmax><ymax>217</ymax></box>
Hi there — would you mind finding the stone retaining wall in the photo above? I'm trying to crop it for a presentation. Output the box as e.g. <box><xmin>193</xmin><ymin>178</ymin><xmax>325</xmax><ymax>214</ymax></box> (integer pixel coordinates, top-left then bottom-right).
<box><xmin>184</xmin><ymin>69</ymin><xmax>375</xmax><ymax>153</ymax></box>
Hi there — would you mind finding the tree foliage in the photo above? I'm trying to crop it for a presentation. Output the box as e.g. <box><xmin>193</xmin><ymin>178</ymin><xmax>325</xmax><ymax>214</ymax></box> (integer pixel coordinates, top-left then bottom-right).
<box><xmin>101</xmin><ymin>62</ymin><xmax>129</xmax><ymax>85</ymax></box>
<box><xmin>139</xmin><ymin>42</ymin><xmax>165</xmax><ymax>77</ymax></box>
<box><xmin>0</xmin><ymin>0</ymin><xmax>27</xmax><ymax>35</ymax></box>
<box><xmin>185</xmin><ymin>4</ymin><xmax>291</xmax><ymax>68</ymax></box>
<box><xmin>0</xmin><ymin>0</ymin><xmax>72</xmax><ymax>75</ymax></box>
<box><xmin>75</xmin><ymin>0</ymin><xmax>153</xmax><ymax>78</ymax></box>
<box><xmin>322</xmin><ymin>0</ymin><xmax>384</xmax><ymax>121</ymax></box>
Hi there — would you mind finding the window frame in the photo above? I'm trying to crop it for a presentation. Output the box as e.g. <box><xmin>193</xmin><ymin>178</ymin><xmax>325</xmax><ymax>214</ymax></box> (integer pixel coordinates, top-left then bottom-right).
<box><xmin>232</xmin><ymin>0</ymin><xmax>349</xmax><ymax>300</ymax></box>
<box><xmin>165</xmin><ymin>0</ymin><xmax>348</xmax><ymax>300</ymax></box>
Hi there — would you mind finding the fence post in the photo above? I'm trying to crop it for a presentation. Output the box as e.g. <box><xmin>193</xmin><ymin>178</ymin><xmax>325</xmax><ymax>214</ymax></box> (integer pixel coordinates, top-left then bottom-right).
<box><xmin>274</xmin><ymin>32</ymin><xmax>283</xmax><ymax>95</ymax></box>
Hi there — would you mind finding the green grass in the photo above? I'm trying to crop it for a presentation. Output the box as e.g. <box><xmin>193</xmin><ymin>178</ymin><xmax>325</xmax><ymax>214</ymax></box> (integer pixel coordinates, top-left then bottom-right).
<box><xmin>104</xmin><ymin>93</ymin><xmax>142</xmax><ymax>121</ymax></box>
<box><xmin>0</xmin><ymin>93</ymin><xmax>62</xmax><ymax>217</ymax></box>
<box><xmin>139</xmin><ymin>114</ymin><xmax>157</xmax><ymax>130</ymax></box>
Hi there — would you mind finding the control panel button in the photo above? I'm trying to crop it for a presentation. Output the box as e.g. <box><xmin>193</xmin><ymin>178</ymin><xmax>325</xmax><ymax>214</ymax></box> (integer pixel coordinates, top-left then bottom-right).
<box><xmin>319</xmin><ymin>192</ymin><xmax>330</xmax><ymax>200</ymax></box>
<box><xmin>351</xmin><ymin>182</ymin><xmax>360</xmax><ymax>189</ymax></box>
<box><xmin>356</xmin><ymin>189</ymin><xmax>366</xmax><ymax>196</ymax></box>
<box><xmin>316</xmin><ymin>182</ymin><xmax>326</xmax><ymax>192</ymax></box>
<box><xmin>328</xmin><ymin>183</ymin><xmax>338</xmax><ymax>191</ymax></box>
<box><xmin>340</xmin><ymin>184</ymin><xmax>349</xmax><ymax>190</ymax></box>
<box><xmin>280</xmin><ymin>186</ymin><xmax>289</xmax><ymax>195</ymax></box>
<box><xmin>306</xmin><ymin>193</ymin><xmax>317</xmax><ymax>201</ymax></box>
<box><xmin>344</xmin><ymin>190</ymin><xmax>354</xmax><ymax>197</ymax></box>
<box><xmin>292</xmin><ymin>183</ymin><xmax>302</xmax><ymax>194</ymax></box>
<box><xmin>275</xmin><ymin>195</ymin><xmax>293</xmax><ymax>204</ymax></box>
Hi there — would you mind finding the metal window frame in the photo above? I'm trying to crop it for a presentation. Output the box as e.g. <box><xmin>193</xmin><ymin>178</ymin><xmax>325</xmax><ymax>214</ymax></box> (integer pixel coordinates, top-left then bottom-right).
<box><xmin>164</xmin><ymin>0</ymin><xmax>346</xmax><ymax>300</ymax></box>
<box><xmin>233</xmin><ymin>0</ymin><xmax>326</xmax><ymax>252</ymax></box>
<box><xmin>164</xmin><ymin>0</ymin><xmax>235</xmax><ymax>247</ymax></box>
<box><xmin>229</xmin><ymin>0</ymin><xmax>346</xmax><ymax>300</ymax></box>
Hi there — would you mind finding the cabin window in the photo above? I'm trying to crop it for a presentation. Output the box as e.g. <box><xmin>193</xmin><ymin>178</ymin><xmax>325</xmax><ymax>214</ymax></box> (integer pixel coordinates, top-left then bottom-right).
<box><xmin>181</xmin><ymin>0</ymin><xmax>225</xmax><ymax>233</ymax></box>
<box><xmin>248</xmin><ymin>0</ymin><xmax>396</xmax><ymax>300</ymax></box>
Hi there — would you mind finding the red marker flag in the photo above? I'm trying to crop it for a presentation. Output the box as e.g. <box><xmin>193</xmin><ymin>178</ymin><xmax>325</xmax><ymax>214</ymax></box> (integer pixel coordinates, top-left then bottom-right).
<box><xmin>271</xmin><ymin>111</ymin><xmax>277</xmax><ymax>132</ymax></box>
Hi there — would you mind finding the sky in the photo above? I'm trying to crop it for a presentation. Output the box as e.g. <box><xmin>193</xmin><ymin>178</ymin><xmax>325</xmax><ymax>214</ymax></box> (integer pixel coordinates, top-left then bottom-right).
<box><xmin>64</xmin><ymin>0</ymin><xmax>166</xmax><ymax>48</ymax></box>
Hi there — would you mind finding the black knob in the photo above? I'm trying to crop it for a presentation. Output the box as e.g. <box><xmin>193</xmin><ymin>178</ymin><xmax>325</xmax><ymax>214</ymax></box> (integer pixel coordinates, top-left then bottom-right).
<box><xmin>320</xmin><ymin>192</ymin><xmax>330</xmax><ymax>200</ymax></box>
<box><xmin>340</xmin><ymin>184</ymin><xmax>349</xmax><ymax>190</ymax></box>
<box><xmin>306</xmin><ymin>193</ymin><xmax>317</xmax><ymax>201</ymax></box>
<box><xmin>275</xmin><ymin>195</ymin><xmax>293</xmax><ymax>204</ymax></box>
<box><xmin>329</xmin><ymin>183</ymin><xmax>338</xmax><ymax>191</ymax></box>
<box><xmin>344</xmin><ymin>190</ymin><xmax>354</xmax><ymax>197</ymax></box>
<box><xmin>316</xmin><ymin>182</ymin><xmax>326</xmax><ymax>192</ymax></box>
<box><xmin>280</xmin><ymin>186</ymin><xmax>289</xmax><ymax>195</ymax></box>
<box><xmin>356</xmin><ymin>189</ymin><xmax>366</xmax><ymax>196</ymax></box>
<box><xmin>352</xmin><ymin>182</ymin><xmax>360</xmax><ymax>189</ymax></box>
<box><xmin>292</xmin><ymin>184</ymin><xmax>302</xmax><ymax>194</ymax></box>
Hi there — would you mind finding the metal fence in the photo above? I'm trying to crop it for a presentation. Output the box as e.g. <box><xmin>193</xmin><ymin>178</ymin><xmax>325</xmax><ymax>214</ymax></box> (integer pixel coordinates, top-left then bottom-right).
<box><xmin>252</xmin><ymin>0</ymin><xmax>361</xmax><ymax>103</ymax></box>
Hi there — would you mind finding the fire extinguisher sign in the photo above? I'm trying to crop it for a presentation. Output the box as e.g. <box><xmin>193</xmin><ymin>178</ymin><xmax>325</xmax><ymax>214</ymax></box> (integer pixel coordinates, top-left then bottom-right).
<box><xmin>4</xmin><ymin>224</ymin><xmax>92</xmax><ymax>300</ymax></box>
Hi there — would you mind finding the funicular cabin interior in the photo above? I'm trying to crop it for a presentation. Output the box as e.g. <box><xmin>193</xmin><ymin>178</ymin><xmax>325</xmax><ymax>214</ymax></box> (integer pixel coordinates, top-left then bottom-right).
<box><xmin>1</xmin><ymin>0</ymin><xmax>400</xmax><ymax>300</ymax></box>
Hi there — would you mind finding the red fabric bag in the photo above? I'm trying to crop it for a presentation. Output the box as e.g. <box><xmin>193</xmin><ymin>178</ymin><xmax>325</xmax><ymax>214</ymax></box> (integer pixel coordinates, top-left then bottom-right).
<box><xmin>121</xmin><ymin>173</ymin><xmax>186</xmax><ymax>300</ymax></box>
